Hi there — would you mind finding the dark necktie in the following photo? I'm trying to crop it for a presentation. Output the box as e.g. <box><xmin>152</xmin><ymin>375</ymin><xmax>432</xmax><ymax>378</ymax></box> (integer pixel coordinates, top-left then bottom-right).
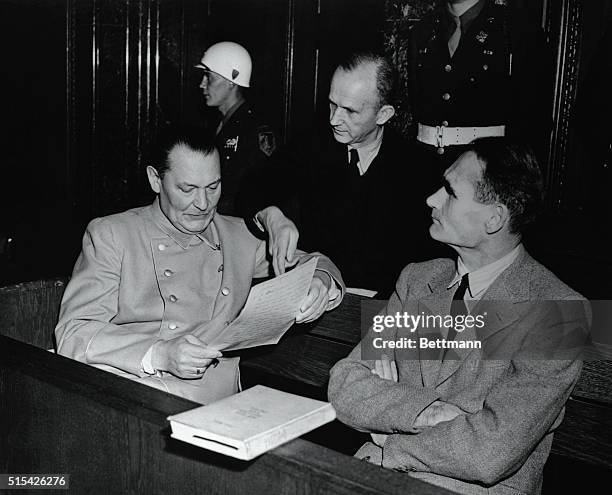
<box><xmin>348</xmin><ymin>148</ymin><xmax>360</xmax><ymax>175</ymax></box>
<box><xmin>447</xmin><ymin>273</ymin><xmax>470</xmax><ymax>343</ymax></box>
<box><xmin>448</xmin><ymin>15</ymin><xmax>462</xmax><ymax>57</ymax></box>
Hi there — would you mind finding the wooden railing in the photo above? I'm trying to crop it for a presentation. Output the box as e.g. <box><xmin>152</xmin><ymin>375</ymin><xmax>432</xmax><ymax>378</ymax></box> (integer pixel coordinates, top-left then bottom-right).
<box><xmin>1</xmin><ymin>278</ymin><xmax>611</xmax><ymax>493</ymax></box>
<box><xmin>0</xmin><ymin>335</ymin><xmax>457</xmax><ymax>495</ymax></box>
<box><xmin>0</xmin><ymin>279</ymin><xmax>452</xmax><ymax>495</ymax></box>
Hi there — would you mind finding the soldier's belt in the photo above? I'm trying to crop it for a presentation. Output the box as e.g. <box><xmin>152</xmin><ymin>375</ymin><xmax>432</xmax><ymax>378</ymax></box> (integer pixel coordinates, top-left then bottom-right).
<box><xmin>417</xmin><ymin>124</ymin><xmax>506</xmax><ymax>148</ymax></box>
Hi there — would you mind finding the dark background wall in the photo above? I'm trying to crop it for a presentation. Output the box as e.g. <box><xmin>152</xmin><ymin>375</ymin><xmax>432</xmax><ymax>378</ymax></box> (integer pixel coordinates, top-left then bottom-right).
<box><xmin>1</xmin><ymin>0</ymin><xmax>611</xmax><ymax>291</ymax></box>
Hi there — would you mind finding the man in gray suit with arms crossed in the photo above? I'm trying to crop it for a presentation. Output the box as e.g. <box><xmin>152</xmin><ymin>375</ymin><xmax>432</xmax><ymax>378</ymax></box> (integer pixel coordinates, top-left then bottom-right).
<box><xmin>329</xmin><ymin>137</ymin><xmax>589</xmax><ymax>495</ymax></box>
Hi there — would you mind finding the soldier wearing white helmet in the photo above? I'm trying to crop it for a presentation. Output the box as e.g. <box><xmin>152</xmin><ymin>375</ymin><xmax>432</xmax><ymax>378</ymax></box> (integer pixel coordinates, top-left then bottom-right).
<box><xmin>196</xmin><ymin>41</ymin><xmax>279</xmax><ymax>218</ymax></box>
<box><xmin>197</xmin><ymin>41</ymin><xmax>252</xmax><ymax>112</ymax></box>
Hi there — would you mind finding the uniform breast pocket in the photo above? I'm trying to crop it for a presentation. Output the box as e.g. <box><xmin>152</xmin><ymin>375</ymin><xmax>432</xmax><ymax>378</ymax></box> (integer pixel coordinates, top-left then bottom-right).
<box><xmin>479</xmin><ymin>42</ymin><xmax>508</xmax><ymax>75</ymax></box>
<box><xmin>223</xmin><ymin>136</ymin><xmax>239</xmax><ymax>153</ymax></box>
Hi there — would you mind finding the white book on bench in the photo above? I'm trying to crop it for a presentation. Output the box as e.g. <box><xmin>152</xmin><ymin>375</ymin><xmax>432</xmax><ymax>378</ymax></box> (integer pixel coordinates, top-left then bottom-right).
<box><xmin>167</xmin><ymin>385</ymin><xmax>336</xmax><ymax>460</ymax></box>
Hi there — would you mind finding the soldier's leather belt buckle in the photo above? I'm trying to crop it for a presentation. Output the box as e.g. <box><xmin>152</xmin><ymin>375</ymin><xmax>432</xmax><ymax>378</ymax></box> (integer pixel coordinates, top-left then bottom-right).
<box><xmin>417</xmin><ymin>124</ymin><xmax>506</xmax><ymax>149</ymax></box>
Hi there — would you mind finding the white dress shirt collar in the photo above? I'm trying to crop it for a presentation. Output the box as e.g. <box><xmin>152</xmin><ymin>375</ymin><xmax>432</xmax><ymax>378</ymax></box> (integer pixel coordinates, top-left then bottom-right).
<box><xmin>449</xmin><ymin>244</ymin><xmax>523</xmax><ymax>300</ymax></box>
<box><xmin>347</xmin><ymin>128</ymin><xmax>384</xmax><ymax>176</ymax></box>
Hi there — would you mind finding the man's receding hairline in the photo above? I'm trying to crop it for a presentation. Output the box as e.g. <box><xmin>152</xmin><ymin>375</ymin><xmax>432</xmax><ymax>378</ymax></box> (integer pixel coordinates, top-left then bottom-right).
<box><xmin>446</xmin><ymin>151</ymin><xmax>488</xmax><ymax>201</ymax></box>
<box><xmin>333</xmin><ymin>61</ymin><xmax>382</xmax><ymax>105</ymax></box>
<box><xmin>166</xmin><ymin>142</ymin><xmax>219</xmax><ymax>172</ymax></box>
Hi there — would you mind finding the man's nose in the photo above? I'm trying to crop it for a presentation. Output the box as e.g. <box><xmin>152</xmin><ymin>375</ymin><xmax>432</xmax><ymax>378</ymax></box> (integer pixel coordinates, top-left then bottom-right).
<box><xmin>329</xmin><ymin>107</ymin><xmax>342</xmax><ymax>126</ymax></box>
<box><xmin>193</xmin><ymin>189</ymin><xmax>209</xmax><ymax>211</ymax></box>
<box><xmin>426</xmin><ymin>187</ymin><xmax>443</xmax><ymax>208</ymax></box>
<box><xmin>199</xmin><ymin>75</ymin><xmax>207</xmax><ymax>90</ymax></box>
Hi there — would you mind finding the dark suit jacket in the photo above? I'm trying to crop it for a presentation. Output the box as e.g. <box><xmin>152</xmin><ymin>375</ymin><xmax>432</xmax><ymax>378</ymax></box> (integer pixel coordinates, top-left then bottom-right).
<box><xmin>329</xmin><ymin>248</ymin><xmax>589</xmax><ymax>494</ymax></box>
<box><xmin>296</xmin><ymin>127</ymin><xmax>442</xmax><ymax>297</ymax></box>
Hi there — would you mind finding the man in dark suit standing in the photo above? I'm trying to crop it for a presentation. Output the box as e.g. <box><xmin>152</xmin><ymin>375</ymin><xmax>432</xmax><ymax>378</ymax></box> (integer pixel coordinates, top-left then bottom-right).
<box><xmin>291</xmin><ymin>51</ymin><xmax>438</xmax><ymax>298</ymax></box>
<box><xmin>248</xmin><ymin>51</ymin><xmax>443</xmax><ymax>296</ymax></box>
<box><xmin>329</xmin><ymin>138</ymin><xmax>588</xmax><ymax>494</ymax></box>
<box><xmin>409</xmin><ymin>0</ymin><xmax>551</xmax><ymax>179</ymax></box>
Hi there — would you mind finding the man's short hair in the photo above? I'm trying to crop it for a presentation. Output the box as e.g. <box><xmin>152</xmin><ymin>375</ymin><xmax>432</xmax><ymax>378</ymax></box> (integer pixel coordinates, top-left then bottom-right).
<box><xmin>336</xmin><ymin>50</ymin><xmax>397</xmax><ymax>107</ymax></box>
<box><xmin>149</xmin><ymin>125</ymin><xmax>216</xmax><ymax>178</ymax></box>
<box><xmin>467</xmin><ymin>137</ymin><xmax>544</xmax><ymax>234</ymax></box>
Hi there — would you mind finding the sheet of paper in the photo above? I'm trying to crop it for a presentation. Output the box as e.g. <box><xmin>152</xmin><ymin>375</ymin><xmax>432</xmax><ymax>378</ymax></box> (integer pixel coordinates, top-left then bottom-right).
<box><xmin>209</xmin><ymin>257</ymin><xmax>318</xmax><ymax>351</ymax></box>
<box><xmin>346</xmin><ymin>287</ymin><xmax>378</xmax><ymax>298</ymax></box>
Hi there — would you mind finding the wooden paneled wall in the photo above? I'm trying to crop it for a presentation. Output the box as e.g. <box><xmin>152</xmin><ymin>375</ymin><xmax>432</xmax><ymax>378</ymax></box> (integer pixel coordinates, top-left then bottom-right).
<box><xmin>66</xmin><ymin>0</ymin><xmax>296</xmax><ymax>219</ymax></box>
<box><xmin>1</xmin><ymin>0</ymin><xmax>610</xmax><ymax>284</ymax></box>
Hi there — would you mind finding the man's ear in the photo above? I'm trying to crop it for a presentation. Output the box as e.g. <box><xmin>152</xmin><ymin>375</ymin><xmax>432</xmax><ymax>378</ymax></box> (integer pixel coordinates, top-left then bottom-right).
<box><xmin>485</xmin><ymin>204</ymin><xmax>508</xmax><ymax>234</ymax></box>
<box><xmin>376</xmin><ymin>104</ymin><xmax>396</xmax><ymax>126</ymax></box>
<box><xmin>146</xmin><ymin>166</ymin><xmax>162</xmax><ymax>194</ymax></box>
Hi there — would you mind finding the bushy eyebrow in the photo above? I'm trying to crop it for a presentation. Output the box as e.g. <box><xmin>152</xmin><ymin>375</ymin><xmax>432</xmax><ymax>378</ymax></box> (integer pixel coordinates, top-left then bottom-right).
<box><xmin>442</xmin><ymin>177</ymin><xmax>457</xmax><ymax>198</ymax></box>
<box><xmin>329</xmin><ymin>98</ymin><xmax>358</xmax><ymax>113</ymax></box>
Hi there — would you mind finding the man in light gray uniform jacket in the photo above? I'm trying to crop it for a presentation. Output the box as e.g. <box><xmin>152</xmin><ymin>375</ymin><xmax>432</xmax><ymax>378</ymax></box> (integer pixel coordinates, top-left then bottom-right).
<box><xmin>329</xmin><ymin>138</ymin><xmax>588</xmax><ymax>495</ymax></box>
<box><xmin>56</xmin><ymin>127</ymin><xmax>344</xmax><ymax>404</ymax></box>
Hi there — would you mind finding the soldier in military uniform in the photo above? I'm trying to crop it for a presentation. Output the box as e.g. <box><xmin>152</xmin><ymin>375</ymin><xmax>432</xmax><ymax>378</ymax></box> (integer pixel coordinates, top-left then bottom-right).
<box><xmin>408</xmin><ymin>0</ymin><xmax>551</xmax><ymax>182</ymax></box>
<box><xmin>196</xmin><ymin>41</ymin><xmax>278</xmax><ymax>217</ymax></box>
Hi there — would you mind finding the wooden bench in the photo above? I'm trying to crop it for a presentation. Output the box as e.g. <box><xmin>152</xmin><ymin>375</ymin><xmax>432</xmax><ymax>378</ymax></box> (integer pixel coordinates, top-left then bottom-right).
<box><xmin>1</xmin><ymin>335</ymin><xmax>461</xmax><ymax>495</ymax></box>
<box><xmin>0</xmin><ymin>280</ymin><xmax>453</xmax><ymax>495</ymax></box>
<box><xmin>1</xmin><ymin>279</ymin><xmax>611</xmax><ymax>493</ymax></box>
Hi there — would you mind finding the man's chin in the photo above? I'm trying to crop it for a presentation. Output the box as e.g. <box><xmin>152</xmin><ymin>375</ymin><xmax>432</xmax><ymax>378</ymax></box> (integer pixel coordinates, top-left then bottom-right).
<box><xmin>332</xmin><ymin>130</ymin><xmax>351</xmax><ymax>144</ymax></box>
<box><xmin>429</xmin><ymin>224</ymin><xmax>443</xmax><ymax>241</ymax></box>
<box><xmin>182</xmin><ymin>215</ymin><xmax>214</xmax><ymax>234</ymax></box>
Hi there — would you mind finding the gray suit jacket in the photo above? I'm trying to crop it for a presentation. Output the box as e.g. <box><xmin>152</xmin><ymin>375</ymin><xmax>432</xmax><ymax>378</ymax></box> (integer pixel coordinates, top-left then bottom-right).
<box><xmin>328</xmin><ymin>248</ymin><xmax>589</xmax><ymax>495</ymax></box>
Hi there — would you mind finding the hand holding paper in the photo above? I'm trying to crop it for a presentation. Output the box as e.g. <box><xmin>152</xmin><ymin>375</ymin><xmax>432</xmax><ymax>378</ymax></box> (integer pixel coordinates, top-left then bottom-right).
<box><xmin>153</xmin><ymin>334</ymin><xmax>222</xmax><ymax>379</ymax></box>
<box><xmin>296</xmin><ymin>273</ymin><xmax>332</xmax><ymax>323</ymax></box>
<box><xmin>208</xmin><ymin>258</ymin><xmax>319</xmax><ymax>351</ymax></box>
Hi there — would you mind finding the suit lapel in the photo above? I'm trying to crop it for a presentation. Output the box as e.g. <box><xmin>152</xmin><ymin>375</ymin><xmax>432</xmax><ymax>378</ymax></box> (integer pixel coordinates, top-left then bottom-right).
<box><xmin>436</xmin><ymin>322</ymin><xmax>478</xmax><ymax>386</ymax></box>
<box><xmin>474</xmin><ymin>249</ymin><xmax>532</xmax><ymax>337</ymax></box>
<box><xmin>417</xmin><ymin>267</ymin><xmax>455</xmax><ymax>389</ymax></box>
<box><xmin>436</xmin><ymin>249</ymin><xmax>533</xmax><ymax>385</ymax></box>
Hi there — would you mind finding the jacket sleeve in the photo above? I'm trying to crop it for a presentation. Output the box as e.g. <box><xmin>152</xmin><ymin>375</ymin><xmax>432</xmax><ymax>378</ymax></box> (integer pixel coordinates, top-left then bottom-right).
<box><xmin>55</xmin><ymin>218</ymin><xmax>157</xmax><ymax>377</ymax></box>
<box><xmin>252</xmin><ymin>242</ymin><xmax>346</xmax><ymax>311</ymax></box>
<box><xmin>379</xmin><ymin>302</ymin><xmax>586</xmax><ymax>485</ymax></box>
<box><xmin>328</xmin><ymin>264</ymin><xmax>441</xmax><ymax>433</ymax></box>
<box><xmin>381</xmin><ymin>359</ymin><xmax>582</xmax><ymax>484</ymax></box>
<box><xmin>310</xmin><ymin>250</ymin><xmax>346</xmax><ymax>310</ymax></box>
<box><xmin>330</xmin><ymin>266</ymin><xmax>587</xmax><ymax>485</ymax></box>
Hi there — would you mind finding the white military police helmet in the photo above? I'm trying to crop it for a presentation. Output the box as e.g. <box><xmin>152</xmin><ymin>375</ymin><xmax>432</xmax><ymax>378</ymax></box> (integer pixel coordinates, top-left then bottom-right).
<box><xmin>196</xmin><ymin>41</ymin><xmax>252</xmax><ymax>88</ymax></box>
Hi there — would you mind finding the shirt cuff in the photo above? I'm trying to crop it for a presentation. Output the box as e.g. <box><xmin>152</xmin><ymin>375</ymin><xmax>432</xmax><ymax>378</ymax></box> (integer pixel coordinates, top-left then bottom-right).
<box><xmin>244</xmin><ymin>211</ymin><xmax>267</xmax><ymax>240</ymax></box>
<box><xmin>328</xmin><ymin>281</ymin><xmax>341</xmax><ymax>304</ymax></box>
<box><xmin>315</xmin><ymin>269</ymin><xmax>342</xmax><ymax>309</ymax></box>
<box><xmin>141</xmin><ymin>343</ymin><xmax>162</xmax><ymax>376</ymax></box>
<box><xmin>253</xmin><ymin>212</ymin><xmax>265</xmax><ymax>232</ymax></box>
